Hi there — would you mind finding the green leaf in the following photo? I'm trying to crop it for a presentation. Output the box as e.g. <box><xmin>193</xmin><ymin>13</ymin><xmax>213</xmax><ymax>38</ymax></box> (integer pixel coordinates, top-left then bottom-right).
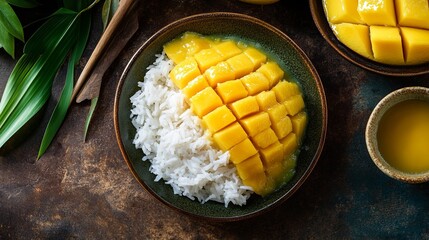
<box><xmin>63</xmin><ymin>0</ymin><xmax>91</xmax><ymax>11</ymax></box>
<box><xmin>6</xmin><ymin>0</ymin><xmax>39</xmax><ymax>8</ymax></box>
<box><xmin>0</xmin><ymin>11</ymin><xmax>79</xmax><ymax>148</ymax></box>
<box><xmin>101</xmin><ymin>0</ymin><xmax>119</xmax><ymax>30</ymax></box>
<box><xmin>38</xmin><ymin>12</ymin><xmax>91</xmax><ymax>158</ymax></box>
<box><xmin>0</xmin><ymin>20</ymin><xmax>14</xmax><ymax>58</ymax></box>
<box><xmin>24</xmin><ymin>8</ymin><xmax>76</xmax><ymax>55</ymax></box>
<box><xmin>83</xmin><ymin>97</ymin><xmax>98</xmax><ymax>141</ymax></box>
<box><xmin>0</xmin><ymin>0</ymin><xmax>24</xmax><ymax>41</ymax></box>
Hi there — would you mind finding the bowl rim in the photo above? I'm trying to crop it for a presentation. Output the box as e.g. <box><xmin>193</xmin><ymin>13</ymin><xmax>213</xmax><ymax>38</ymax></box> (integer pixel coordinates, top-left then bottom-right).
<box><xmin>309</xmin><ymin>0</ymin><xmax>429</xmax><ymax>77</ymax></box>
<box><xmin>114</xmin><ymin>12</ymin><xmax>328</xmax><ymax>221</ymax></box>
<box><xmin>365</xmin><ymin>86</ymin><xmax>429</xmax><ymax>183</ymax></box>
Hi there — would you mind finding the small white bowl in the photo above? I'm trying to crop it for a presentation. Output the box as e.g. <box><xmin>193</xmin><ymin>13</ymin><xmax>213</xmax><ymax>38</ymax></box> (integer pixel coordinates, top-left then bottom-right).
<box><xmin>365</xmin><ymin>86</ymin><xmax>429</xmax><ymax>183</ymax></box>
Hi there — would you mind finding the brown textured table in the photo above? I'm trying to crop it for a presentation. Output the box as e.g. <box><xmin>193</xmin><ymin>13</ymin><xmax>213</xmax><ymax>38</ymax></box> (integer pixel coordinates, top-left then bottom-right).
<box><xmin>1</xmin><ymin>1</ymin><xmax>429</xmax><ymax>239</ymax></box>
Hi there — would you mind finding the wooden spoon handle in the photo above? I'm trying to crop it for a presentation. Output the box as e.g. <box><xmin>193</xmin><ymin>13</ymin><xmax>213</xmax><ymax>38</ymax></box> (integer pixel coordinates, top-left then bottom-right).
<box><xmin>72</xmin><ymin>0</ymin><xmax>135</xmax><ymax>102</ymax></box>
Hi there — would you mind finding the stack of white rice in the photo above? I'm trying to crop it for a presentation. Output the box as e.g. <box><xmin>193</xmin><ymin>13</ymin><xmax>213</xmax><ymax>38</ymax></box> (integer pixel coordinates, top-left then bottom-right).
<box><xmin>130</xmin><ymin>53</ymin><xmax>252</xmax><ymax>207</ymax></box>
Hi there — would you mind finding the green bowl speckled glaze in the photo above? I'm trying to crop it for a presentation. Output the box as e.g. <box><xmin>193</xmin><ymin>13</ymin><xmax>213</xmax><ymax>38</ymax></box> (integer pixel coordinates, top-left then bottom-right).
<box><xmin>114</xmin><ymin>12</ymin><xmax>327</xmax><ymax>221</ymax></box>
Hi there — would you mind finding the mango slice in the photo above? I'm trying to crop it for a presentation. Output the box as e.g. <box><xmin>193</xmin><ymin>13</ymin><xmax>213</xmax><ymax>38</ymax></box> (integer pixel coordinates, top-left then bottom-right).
<box><xmin>165</xmin><ymin>32</ymin><xmax>307</xmax><ymax>196</ymax></box>
<box><xmin>324</xmin><ymin>0</ymin><xmax>429</xmax><ymax>65</ymax></box>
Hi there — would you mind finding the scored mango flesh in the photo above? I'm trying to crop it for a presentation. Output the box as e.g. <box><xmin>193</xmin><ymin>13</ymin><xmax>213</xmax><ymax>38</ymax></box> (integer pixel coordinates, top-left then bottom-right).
<box><xmin>324</xmin><ymin>0</ymin><xmax>429</xmax><ymax>65</ymax></box>
<box><xmin>164</xmin><ymin>32</ymin><xmax>307</xmax><ymax>196</ymax></box>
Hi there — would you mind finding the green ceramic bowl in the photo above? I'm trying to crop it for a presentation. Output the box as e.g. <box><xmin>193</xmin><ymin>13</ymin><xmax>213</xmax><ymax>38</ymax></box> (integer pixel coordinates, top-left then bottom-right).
<box><xmin>114</xmin><ymin>12</ymin><xmax>327</xmax><ymax>221</ymax></box>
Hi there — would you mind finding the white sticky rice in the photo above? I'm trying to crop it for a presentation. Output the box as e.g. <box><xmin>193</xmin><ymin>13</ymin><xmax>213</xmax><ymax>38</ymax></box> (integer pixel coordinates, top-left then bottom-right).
<box><xmin>130</xmin><ymin>52</ymin><xmax>253</xmax><ymax>207</ymax></box>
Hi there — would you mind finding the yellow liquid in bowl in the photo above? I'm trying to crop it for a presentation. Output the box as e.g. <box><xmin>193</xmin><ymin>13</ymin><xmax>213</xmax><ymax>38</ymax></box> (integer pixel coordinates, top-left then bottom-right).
<box><xmin>377</xmin><ymin>99</ymin><xmax>429</xmax><ymax>173</ymax></box>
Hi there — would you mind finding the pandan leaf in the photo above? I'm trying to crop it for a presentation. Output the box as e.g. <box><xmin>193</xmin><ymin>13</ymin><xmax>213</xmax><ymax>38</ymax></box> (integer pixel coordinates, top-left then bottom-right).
<box><xmin>38</xmin><ymin>12</ymin><xmax>91</xmax><ymax>158</ymax></box>
<box><xmin>0</xmin><ymin>20</ymin><xmax>14</xmax><ymax>58</ymax></box>
<box><xmin>0</xmin><ymin>10</ymin><xmax>79</xmax><ymax>148</ymax></box>
<box><xmin>102</xmin><ymin>0</ymin><xmax>119</xmax><ymax>30</ymax></box>
<box><xmin>0</xmin><ymin>0</ymin><xmax>24</xmax><ymax>41</ymax></box>
<box><xmin>6</xmin><ymin>0</ymin><xmax>39</xmax><ymax>8</ymax></box>
<box><xmin>83</xmin><ymin>97</ymin><xmax>98</xmax><ymax>141</ymax></box>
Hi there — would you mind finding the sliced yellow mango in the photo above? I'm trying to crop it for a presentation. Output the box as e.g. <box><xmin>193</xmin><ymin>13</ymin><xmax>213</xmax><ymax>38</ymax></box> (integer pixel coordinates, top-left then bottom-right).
<box><xmin>169</xmin><ymin>58</ymin><xmax>201</xmax><ymax>89</ymax></box>
<box><xmin>272</xmin><ymin>116</ymin><xmax>293</xmax><ymax>139</ymax></box>
<box><xmin>395</xmin><ymin>0</ymin><xmax>429</xmax><ymax>30</ymax></box>
<box><xmin>370</xmin><ymin>26</ymin><xmax>404</xmax><ymax>65</ymax></box>
<box><xmin>240</xmin><ymin>72</ymin><xmax>269</xmax><ymax>96</ymax></box>
<box><xmin>280</xmin><ymin>133</ymin><xmax>298</xmax><ymax>157</ymax></box>
<box><xmin>216</xmin><ymin>79</ymin><xmax>248</xmax><ymax>104</ymax></box>
<box><xmin>182</xmin><ymin>75</ymin><xmax>209</xmax><ymax>100</ymax></box>
<box><xmin>291</xmin><ymin>112</ymin><xmax>308</xmax><ymax>143</ymax></box>
<box><xmin>229</xmin><ymin>96</ymin><xmax>260</xmax><ymax>119</ymax></box>
<box><xmin>257</xmin><ymin>62</ymin><xmax>284</xmax><ymax>88</ymax></box>
<box><xmin>283</xmin><ymin>94</ymin><xmax>305</xmax><ymax>116</ymax></box>
<box><xmin>213</xmin><ymin>40</ymin><xmax>242</xmax><ymax>60</ymax></box>
<box><xmin>251</xmin><ymin>128</ymin><xmax>278</xmax><ymax>149</ymax></box>
<box><xmin>243</xmin><ymin>47</ymin><xmax>267</xmax><ymax>70</ymax></box>
<box><xmin>255</xmin><ymin>91</ymin><xmax>278</xmax><ymax>111</ymax></box>
<box><xmin>229</xmin><ymin>138</ymin><xmax>258</xmax><ymax>164</ymax></box>
<box><xmin>239</xmin><ymin>112</ymin><xmax>271</xmax><ymax>137</ymax></box>
<box><xmin>401</xmin><ymin>27</ymin><xmax>429</xmax><ymax>65</ymax></box>
<box><xmin>194</xmin><ymin>48</ymin><xmax>224</xmax><ymax>72</ymax></box>
<box><xmin>332</xmin><ymin>23</ymin><xmax>373</xmax><ymax>60</ymax></box>
<box><xmin>213</xmin><ymin>122</ymin><xmax>248</xmax><ymax>151</ymax></box>
<box><xmin>357</xmin><ymin>0</ymin><xmax>396</xmax><ymax>26</ymax></box>
<box><xmin>226</xmin><ymin>53</ymin><xmax>254</xmax><ymax>79</ymax></box>
<box><xmin>189</xmin><ymin>87</ymin><xmax>223</xmax><ymax>118</ymax></box>
<box><xmin>260</xmin><ymin>141</ymin><xmax>284</xmax><ymax>166</ymax></box>
<box><xmin>202</xmin><ymin>105</ymin><xmax>236</xmax><ymax>133</ymax></box>
<box><xmin>267</xmin><ymin>103</ymin><xmax>288</xmax><ymax>123</ymax></box>
<box><xmin>204</xmin><ymin>61</ymin><xmax>235</xmax><ymax>87</ymax></box>
<box><xmin>324</xmin><ymin>0</ymin><xmax>363</xmax><ymax>24</ymax></box>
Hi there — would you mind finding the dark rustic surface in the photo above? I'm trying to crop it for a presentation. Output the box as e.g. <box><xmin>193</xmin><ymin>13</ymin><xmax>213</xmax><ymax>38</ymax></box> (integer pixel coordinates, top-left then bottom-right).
<box><xmin>1</xmin><ymin>1</ymin><xmax>429</xmax><ymax>239</ymax></box>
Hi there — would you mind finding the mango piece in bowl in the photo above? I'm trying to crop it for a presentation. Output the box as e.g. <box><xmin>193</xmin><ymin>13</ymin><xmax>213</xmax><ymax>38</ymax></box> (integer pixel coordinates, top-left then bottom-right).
<box><xmin>164</xmin><ymin>32</ymin><xmax>308</xmax><ymax>196</ymax></box>
<box><xmin>323</xmin><ymin>0</ymin><xmax>429</xmax><ymax>65</ymax></box>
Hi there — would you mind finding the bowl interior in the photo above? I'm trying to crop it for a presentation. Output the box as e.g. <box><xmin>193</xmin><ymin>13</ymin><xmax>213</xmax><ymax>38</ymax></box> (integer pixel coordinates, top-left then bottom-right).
<box><xmin>366</xmin><ymin>87</ymin><xmax>429</xmax><ymax>183</ymax></box>
<box><xmin>114</xmin><ymin>12</ymin><xmax>327</xmax><ymax>221</ymax></box>
<box><xmin>309</xmin><ymin>0</ymin><xmax>429</xmax><ymax>77</ymax></box>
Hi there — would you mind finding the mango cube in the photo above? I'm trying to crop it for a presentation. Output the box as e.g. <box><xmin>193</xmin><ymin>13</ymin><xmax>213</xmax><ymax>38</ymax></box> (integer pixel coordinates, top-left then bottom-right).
<box><xmin>163</xmin><ymin>32</ymin><xmax>211</xmax><ymax>64</ymax></box>
<box><xmin>240</xmin><ymin>72</ymin><xmax>270</xmax><ymax>96</ymax></box>
<box><xmin>370</xmin><ymin>26</ymin><xmax>404</xmax><ymax>65</ymax></box>
<box><xmin>291</xmin><ymin>112</ymin><xmax>307</xmax><ymax>142</ymax></box>
<box><xmin>401</xmin><ymin>27</ymin><xmax>429</xmax><ymax>65</ymax></box>
<box><xmin>265</xmin><ymin>162</ymin><xmax>285</xmax><ymax>184</ymax></box>
<box><xmin>243</xmin><ymin>47</ymin><xmax>267</xmax><ymax>70</ymax></box>
<box><xmin>239</xmin><ymin>112</ymin><xmax>271</xmax><ymax>137</ymax></box>
<box><xmin>283</xmin><ymin>94</ymin><xmax>305</xmax><ymax>116</ymax></box>
<box><xmin>256</xmin><ymin>91</ymin><xmax>278</xmax><ymax>110</ymax></box>
<box><xmin>216</xmin><ymin>79</ymin><xmax>248</xmax><ymax>104</ymax></box>
<box><xmin>194</xmin><ymin>48</ymin><xmax>223</xmax><ymax>72</ymax></box>
<box><xmin>182</xmin><ymin>75</ymin><xmax>209</xmax><ymax>100</ymax></box>
<box><xmin>189</xmin><ymin>87</ymin><xmax>223</xmax><ymax>118</ymax></box>
<box><xmin>395</xmin><ymin>0</ymin><xmax>429</xmax><ymax>30</ymax></box>
<box><xmin>324</xmin><ymin>0</ymin><xmax>363</xmax><ymax>24</ymax></box>
<box><xmin>229</xmin><ymin>138</ymin><xmax>258</xmax><ymax>164</ymax></box>
<box><xmin>357</xmin><ymin>0</ymin><xmax>396</xmax><ymax>26</ymax></box>
<box><xmin>260</xmin><ymin>141</ymin><xmax>284</xmax><ymax>166</ymax></box>
<box><xmin>202</xmin><ymin>105</ymin><xmax>236</xmax><ymax>133</ymax></box>
<box><xmin>229</xmin><ymin>96</ymin><xmax>259</xmax><ymax>119</ymax></box>
<box><xmin>236</xmin><ymin>154</ymin><xmax>264</xmax><ymax>180</ymax></box>
<box><xmin>204</xmin><ymin>61</ymin><xmax>235</xmax><ymax>87</ymax></box>
<box><xmin>272</xmin><ymin>116</ymin><xmax>293</xmax><ymax>139</ymax></box>
<box><xmin>280</xmin><ymin>133</ymin><xmax>298</xmax><ymax>157</ymax></box>
<box><xmin>251</xmin><ymin>128</ymin><xmax>278</xmax><ymax>149</ymax></box>
<box><xmin>226</xmin><ymin>53</ymin><xmax>254</xmax><ymax>78</ymax></box>
<box><xmin>169</xmin><ymin>58</ymin><xmax>201</xmax><ymax>89</ymax></box>
<box><xmin>272</xmin><ymin>81</ymin><xmax>301</xmax><ymax>103</ymax></box>
<box><xmin>267</xmin><ymin>103</ymin><xmax>288</xmax><ymax>123</ymax></box>
<box><xmin>242</xmin><ymin>171</ymin><xmax>267</xmax><ymax>195</ymax></box>
<box><xmin>257</xmin><ymin>62</ymin><xmax>284</xmax><ymax>87</ymax></box>
<box><xmin>213</xmin><ymin>40</ymin><xmax>242</xmax><ymax>60</ymax></box>
<box><xmin>213</xmin><ymin>122</ymin><xmax>248</xmax><ymax>151</ymax></box>
<box><xmin>332</xmin><ymin>23</ymin><xmax>373</xmax><ymax>60</ymax></box>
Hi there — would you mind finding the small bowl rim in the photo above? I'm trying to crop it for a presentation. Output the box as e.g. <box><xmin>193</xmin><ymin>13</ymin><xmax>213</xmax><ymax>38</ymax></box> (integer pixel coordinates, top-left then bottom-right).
<box><xmin>309</xmin><ymin>0</ymin><xmax>429</xmax><ymax>77</ymax></box>
<box><xmin>365</xmin><ymin>86</ymin><xmax>429</xmax><ymax>183</ymax></box>
<box><xmin>114</xmin><ymin>12</ymin><xmax>328</xmax><ymax>221</ymax></box>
